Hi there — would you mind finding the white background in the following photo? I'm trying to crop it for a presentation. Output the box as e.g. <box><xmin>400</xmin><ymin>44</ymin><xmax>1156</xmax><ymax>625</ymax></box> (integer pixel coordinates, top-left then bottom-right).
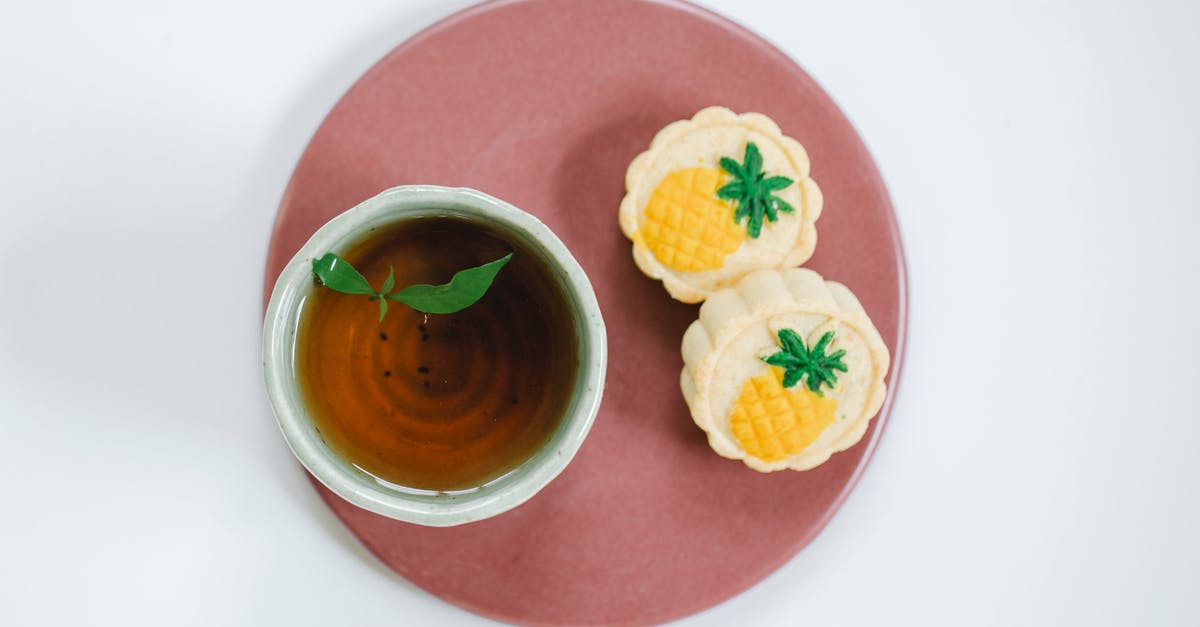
<box><xmin>2</xmin><ymin>0</ymin><xmax>1197</xmax><ymax>625</ymax></box>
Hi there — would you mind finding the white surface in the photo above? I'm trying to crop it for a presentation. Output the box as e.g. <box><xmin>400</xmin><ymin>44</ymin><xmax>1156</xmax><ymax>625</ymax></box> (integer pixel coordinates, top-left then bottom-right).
<box><xmin>1</xmin><ymin>0</ymin><xmax>1197</xmax><ymax>625</ymax></box>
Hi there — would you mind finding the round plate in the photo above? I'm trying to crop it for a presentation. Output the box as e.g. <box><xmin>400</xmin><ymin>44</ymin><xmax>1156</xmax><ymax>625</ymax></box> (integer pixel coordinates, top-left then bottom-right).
<box><xmin>264</xmin><ymin>1</ymin><xmax>907</xmax><ymax>624</ymax></box>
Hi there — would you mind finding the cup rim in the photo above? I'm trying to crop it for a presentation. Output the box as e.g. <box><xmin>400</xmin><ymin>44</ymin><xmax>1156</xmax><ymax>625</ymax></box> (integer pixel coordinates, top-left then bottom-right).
<box><xmin>262</xmin><ymin>185</ymin><xmax>607</xmax><ymax>526</ymax></box>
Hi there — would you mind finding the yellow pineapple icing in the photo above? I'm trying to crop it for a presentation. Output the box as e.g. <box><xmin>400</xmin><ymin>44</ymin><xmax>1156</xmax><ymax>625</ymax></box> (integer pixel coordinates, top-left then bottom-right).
<box><xmin>638</xmin><ymin>168</ymin><xmax>743</xmax><ymax>272</ymax></box>
<box><xmin>619</xmin><ymin>107</ymin><xmax>823</xmax><ymax>303</ymax></box>
<box><xmin>729</xmin><ymin>368</ymin><xmax>837</xmax><ymax>463</ymax></box>
<box><xmin>680</xmin><ymin>268</ymin><xmax>889</xmax><ymax>472</ymax></box>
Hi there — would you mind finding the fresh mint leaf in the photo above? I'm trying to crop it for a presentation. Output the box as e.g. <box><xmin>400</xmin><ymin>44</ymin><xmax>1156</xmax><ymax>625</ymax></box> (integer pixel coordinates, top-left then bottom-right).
<box><xmin>381</xmin><ymin>266</ymin><xmax>395</xmax><ymax>293</ymax></box>
<box><xmin>387</xmin><ymin>253</ymin><xmax>512</xmax><ymax>315</ymax></box>
<box><xmin>312</xmin><ymin>253</ymin><xmax>375</xmax><ymax>296</ymax></box>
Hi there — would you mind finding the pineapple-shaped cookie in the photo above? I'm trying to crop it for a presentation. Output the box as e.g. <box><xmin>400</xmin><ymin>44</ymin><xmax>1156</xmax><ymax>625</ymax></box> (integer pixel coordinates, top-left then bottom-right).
<box><xmin>681</xmin><ymin>268</ymin><xmax>889</xmax><ymax>472</ymax></box>
<box><xmin>619</xmin><ymin>107</ymin><xmax>822</xmax><ymax>303</ymax></box>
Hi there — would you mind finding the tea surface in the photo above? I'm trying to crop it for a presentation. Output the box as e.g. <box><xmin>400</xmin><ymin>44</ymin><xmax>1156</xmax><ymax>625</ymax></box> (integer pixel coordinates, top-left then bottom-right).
<box><xmin>296</xmin><ymin>217</ymin><xmax>578</xmax><ymax>492</ymax></box>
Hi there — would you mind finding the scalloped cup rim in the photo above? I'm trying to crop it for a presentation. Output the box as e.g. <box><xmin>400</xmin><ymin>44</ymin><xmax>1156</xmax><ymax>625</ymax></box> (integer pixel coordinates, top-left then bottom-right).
<box><xmin>262</xmin><ymin>185</ymin><xmax>607</xmax><ymax>526</ymax></box>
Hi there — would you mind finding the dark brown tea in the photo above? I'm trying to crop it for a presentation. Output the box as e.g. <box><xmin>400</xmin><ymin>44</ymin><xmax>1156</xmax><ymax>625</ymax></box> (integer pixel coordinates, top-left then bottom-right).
<box><xmin>296</xmin><ymin>216</ymin><xmax>578</xmax><ymax>492</ymax></box>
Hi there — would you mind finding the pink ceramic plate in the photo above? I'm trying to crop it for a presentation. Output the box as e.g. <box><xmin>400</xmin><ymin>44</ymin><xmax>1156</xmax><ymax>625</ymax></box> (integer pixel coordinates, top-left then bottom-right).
<box><xmin>264</xmin><ymin>0</ymin><xmax>907</xmax><ymax>624</ymax></box>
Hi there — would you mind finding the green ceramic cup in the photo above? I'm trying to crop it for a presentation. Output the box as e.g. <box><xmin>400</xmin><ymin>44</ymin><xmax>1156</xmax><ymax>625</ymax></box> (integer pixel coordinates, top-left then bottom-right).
<box><xmin>263</xmin><ymin>186</ymin><xmax>607</xmax><ymax>526</ymax></box>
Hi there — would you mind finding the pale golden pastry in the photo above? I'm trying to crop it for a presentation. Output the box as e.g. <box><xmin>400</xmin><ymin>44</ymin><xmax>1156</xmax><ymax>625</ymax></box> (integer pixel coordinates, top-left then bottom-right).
<box><xmin>619</xmin><ymin>106</ymin><xmax>822</xmax><ymax>303</ymax></box>
<box><xmin>681</xmin><ymin>268</ymin><xmax>889</xmax><ymax>471</ymax></box>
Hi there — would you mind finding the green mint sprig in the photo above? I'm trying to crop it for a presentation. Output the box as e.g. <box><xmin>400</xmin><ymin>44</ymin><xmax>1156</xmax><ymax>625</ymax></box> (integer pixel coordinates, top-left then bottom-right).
<box><xmin>311</xmin><ymin>252</ymin><xmax>512</xmax><ymax>320</ymax></box>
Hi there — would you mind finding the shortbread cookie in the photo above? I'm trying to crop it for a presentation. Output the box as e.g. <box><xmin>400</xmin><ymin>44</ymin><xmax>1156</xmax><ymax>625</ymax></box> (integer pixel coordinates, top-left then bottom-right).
<box><xmin>619</xmin><ymin>106</ymin><xmax>823</xmax><ymax>303</ymax></box>
<box><xmin>681</xmin><ymin>268</ymin><xmax>889</xmax><ymax>472</ymax></box>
